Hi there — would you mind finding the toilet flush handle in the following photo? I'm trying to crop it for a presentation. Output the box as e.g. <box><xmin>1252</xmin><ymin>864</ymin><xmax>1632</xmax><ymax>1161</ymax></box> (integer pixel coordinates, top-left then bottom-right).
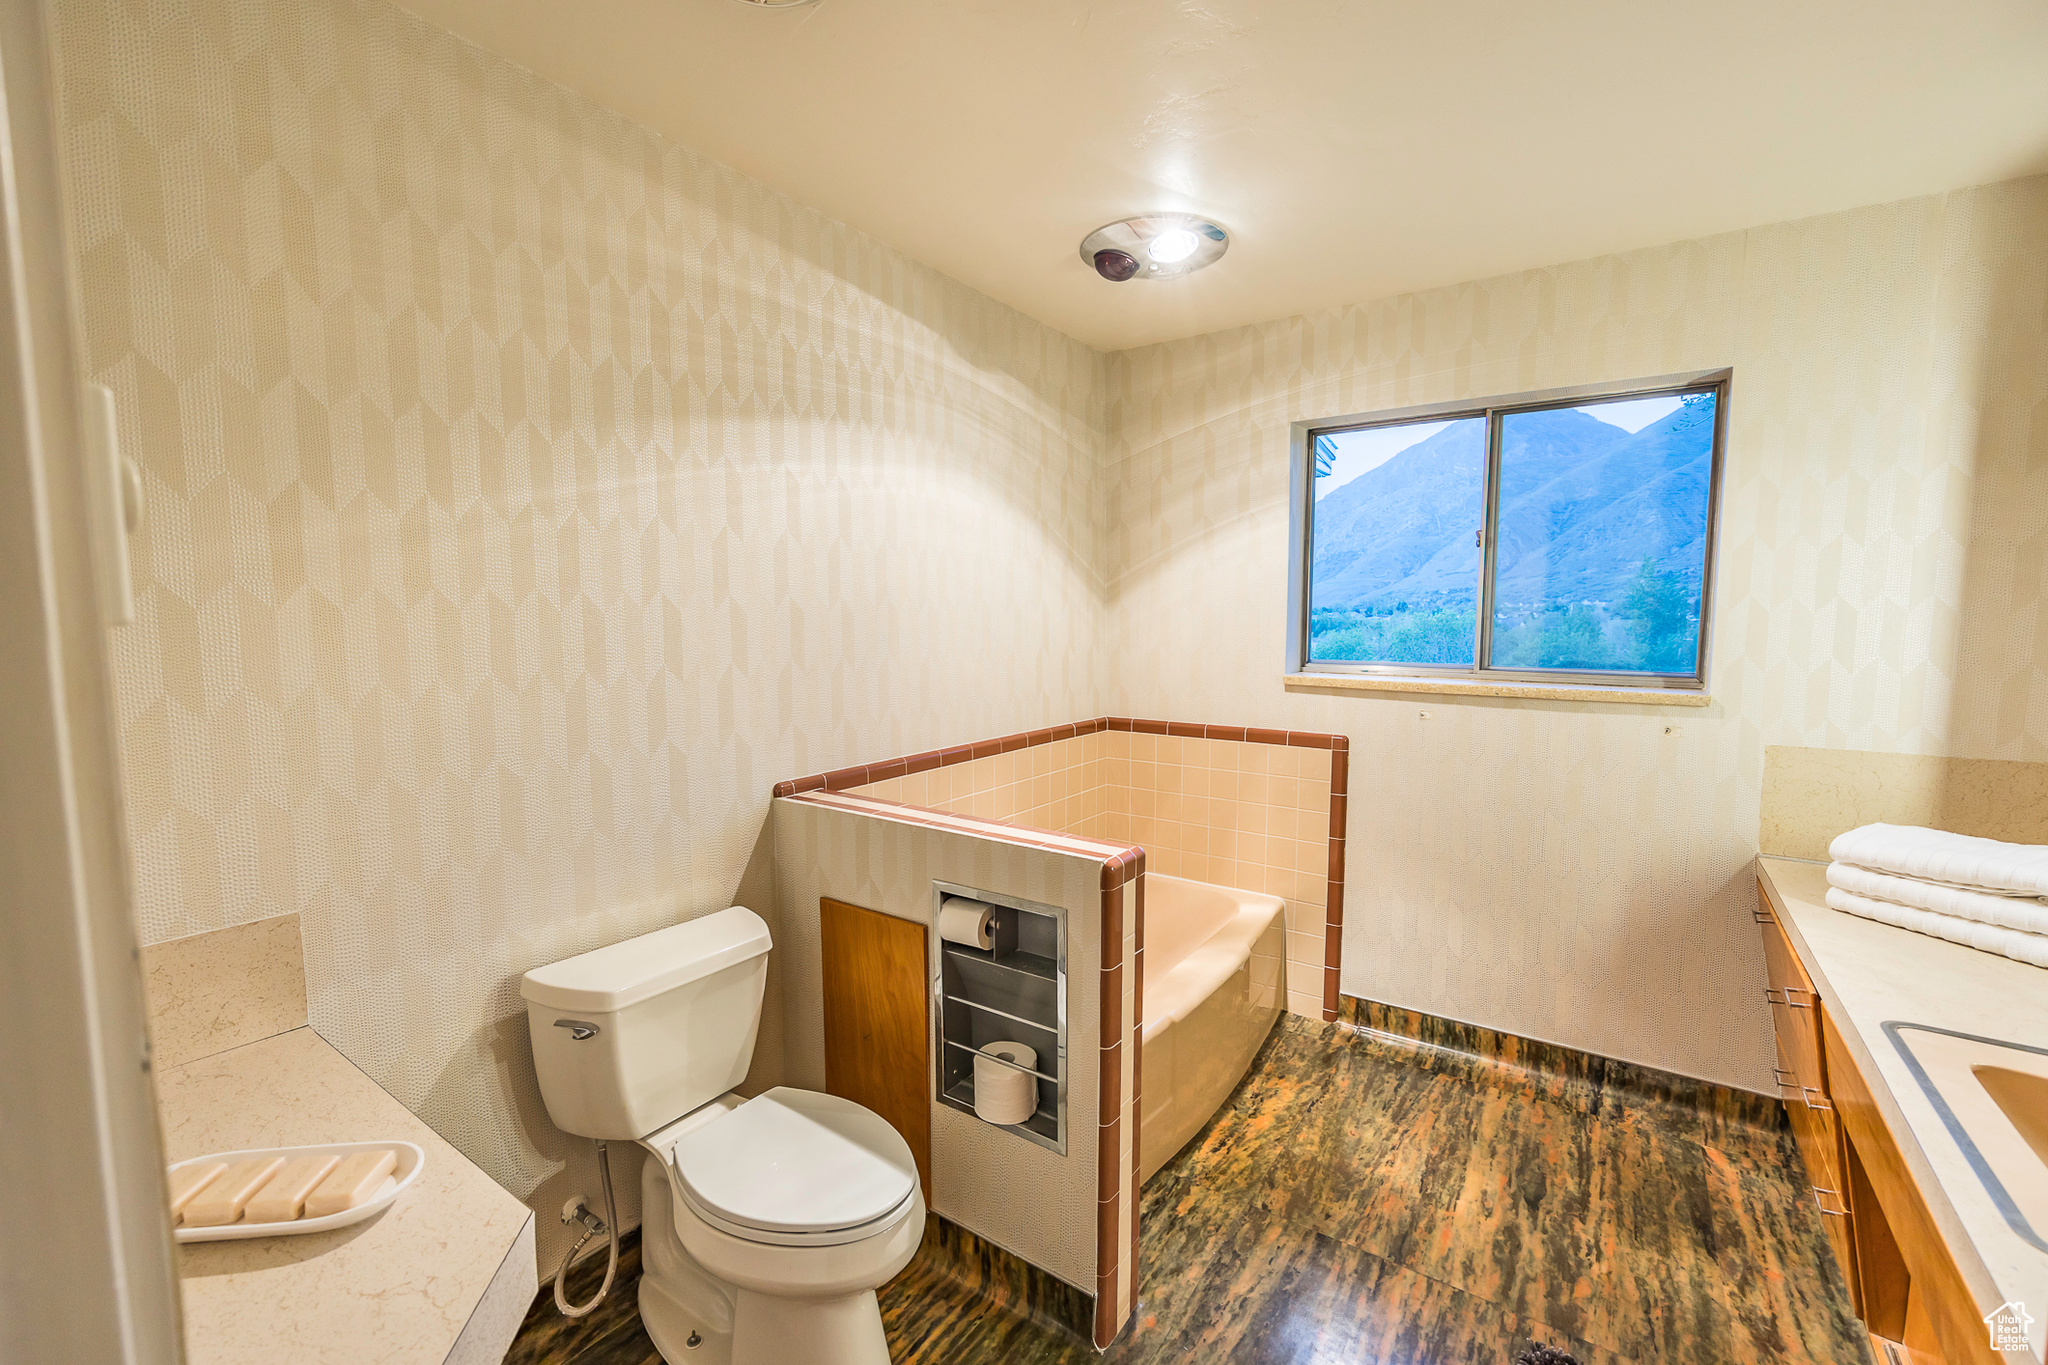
<box><xmin>554</xmin><ymin>1019</ymin><xmax>601</xmax><ymax>1041</ymax></box>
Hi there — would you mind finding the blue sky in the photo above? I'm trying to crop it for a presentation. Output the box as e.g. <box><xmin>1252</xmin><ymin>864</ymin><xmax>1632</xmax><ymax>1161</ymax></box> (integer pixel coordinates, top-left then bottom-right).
<box><xmin>1314</xmin><ymin>394</ymin><xmax>1684</xmax><ymax>499</ymax></box>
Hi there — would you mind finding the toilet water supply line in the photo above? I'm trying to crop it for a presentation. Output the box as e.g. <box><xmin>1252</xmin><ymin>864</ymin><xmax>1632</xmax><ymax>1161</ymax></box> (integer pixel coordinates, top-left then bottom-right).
<box><xmin>554</xmin><ymin>1138</ymin><xmax>621</xmax><ymax>1318</ymax></box>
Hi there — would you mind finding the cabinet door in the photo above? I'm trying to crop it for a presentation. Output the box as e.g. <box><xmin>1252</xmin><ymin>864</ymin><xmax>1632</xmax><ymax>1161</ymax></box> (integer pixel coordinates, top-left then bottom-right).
<box><xmin>1826</xmin><ymin>1009</ymin><xmax>2002</xmax><ymax>1365</ymax></box>
<box><xmin>821</xmin><ymin>897</ymin><xmax>932</xmax><ymax>1201</ymax></box>
<box><xmin>1786</xmin><ymin>1078</ymin><xmax>1857</xmax><ymax>1299</ymax></box>
<box><xmin>1759</xmin><ymin>889</ymin><xmax>1824</xmax><ymax>1096</ymax></box>
<box><xmin>1757</xmin><ymin>885</ymin><xmax>1856</xmax><ymax>1300</ymax></box>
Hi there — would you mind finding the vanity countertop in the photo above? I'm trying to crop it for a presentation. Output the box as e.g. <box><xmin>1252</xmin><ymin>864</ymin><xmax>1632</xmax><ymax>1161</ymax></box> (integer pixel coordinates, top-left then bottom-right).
<box><xmin>1758</xmin><ymin>856</ymin><xmax>2048</xmax><ymax>1350</ymax></box>
<box><xmin>155</xmin><ymin>1026</ymin><xmax>535</xmax><ymax>1365</ymax></box>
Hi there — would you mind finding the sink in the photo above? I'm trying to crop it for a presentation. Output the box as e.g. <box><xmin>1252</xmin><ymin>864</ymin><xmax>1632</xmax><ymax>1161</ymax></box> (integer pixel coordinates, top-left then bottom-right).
<box><xmin>1887</xmin><ymin>1023</ymin><xmax>2048</xmax><ymax>1253</ymax></box>
<box><xmin>1978</xmin><ymin>1066</ymin><xmax>2048</xmax><ymax>1169</ymax></box>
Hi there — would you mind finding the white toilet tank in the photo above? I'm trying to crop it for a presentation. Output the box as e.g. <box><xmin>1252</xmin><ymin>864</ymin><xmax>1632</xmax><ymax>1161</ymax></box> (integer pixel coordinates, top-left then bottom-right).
<box><xmin>521</xmin><ymin>906</ymin><xmax>772</xmax><ymax>1140</ymax></box>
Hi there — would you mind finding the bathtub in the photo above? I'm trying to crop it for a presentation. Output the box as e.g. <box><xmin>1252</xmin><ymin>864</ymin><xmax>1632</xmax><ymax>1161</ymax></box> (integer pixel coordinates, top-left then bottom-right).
<box><xmin>1138</xmin><ymin>873</ymin><xmax>1285</xmax><ymax>1182</ymax></box>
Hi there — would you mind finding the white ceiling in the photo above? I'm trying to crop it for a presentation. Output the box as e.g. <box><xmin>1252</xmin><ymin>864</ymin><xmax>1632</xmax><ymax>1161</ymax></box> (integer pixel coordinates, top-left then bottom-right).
<box><xmin>397</xmin><ymin>0</ymin><xmax>2048</xmax><ymax>351</ymax></box>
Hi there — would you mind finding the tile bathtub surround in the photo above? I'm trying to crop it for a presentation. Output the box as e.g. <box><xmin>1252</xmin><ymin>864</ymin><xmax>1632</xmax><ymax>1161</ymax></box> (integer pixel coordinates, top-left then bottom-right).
<box><xmin>1097</xmin><ymin>727</ymin><xmax>1345</xmax><ymax>1022</ymax></box>
<box><xmin>140</xmin><ymin>913</ymin><xmax>308</xmax><ymax>1069</ymax></box>
<box><xmin>789</xmin><ymin>715</ymin><xmax>1349</xmax><ymax>1022</ymax></box>
<box><xmin>769</xmin><ymin>791</ymin><xmax>1144</xmax><ymax>1347</ymax></box>
<box><xmin>1760</xmin><ymin>745</ymin><xmax>2048</xmax><ymax>861</ymax></box>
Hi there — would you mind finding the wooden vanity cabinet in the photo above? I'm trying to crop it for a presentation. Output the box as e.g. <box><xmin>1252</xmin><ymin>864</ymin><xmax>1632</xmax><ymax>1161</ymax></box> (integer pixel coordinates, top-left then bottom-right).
<box><xmin>1824</xmin><ymin>1011</ymin><xmax>2001</xmax><ymax>1365</ymax></box>
<box><xmin>1755</xmin><ymin>889</ymin><xmax>1857</xmax><ymax>1298</ymax></box>
<box><xmin>1755</xmin><ymin>880</ymin><xmax>2003</xmax><ymax>1365</ymax></box>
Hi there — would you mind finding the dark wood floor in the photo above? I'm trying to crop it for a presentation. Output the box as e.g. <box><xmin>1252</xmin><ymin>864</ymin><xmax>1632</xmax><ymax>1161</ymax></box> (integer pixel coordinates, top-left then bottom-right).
<box><xmin>508</xmin><ymin>1014</ymin><xmax>1870</xmax><ymax>1365</ymax></box>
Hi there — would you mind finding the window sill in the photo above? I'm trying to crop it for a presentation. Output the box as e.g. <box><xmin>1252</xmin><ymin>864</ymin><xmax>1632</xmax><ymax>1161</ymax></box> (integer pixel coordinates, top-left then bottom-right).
<box><xmin>1283</xmin><ymin>672</ymin><xmax>1711</xmax><ymax>707</ymax></box>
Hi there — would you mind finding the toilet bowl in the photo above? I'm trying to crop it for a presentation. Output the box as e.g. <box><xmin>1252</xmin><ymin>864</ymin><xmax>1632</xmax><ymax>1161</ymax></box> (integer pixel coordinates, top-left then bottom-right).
<box><xmin>636</xmin><ymin>1088</ymin><xmax>923</xmax><ymax>1365</ymax></box>
<box><xmin>520</xmin><ymin>908</ymin><xmax>922</xmax><ymax>1365</ymax></box>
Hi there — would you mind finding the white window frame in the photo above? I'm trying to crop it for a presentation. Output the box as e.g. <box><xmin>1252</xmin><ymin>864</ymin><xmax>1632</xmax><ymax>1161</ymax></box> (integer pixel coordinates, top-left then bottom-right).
<box><xmin>1286</xmin><ymin>369</ymin><xmax>1731</xmax><ymax>692</ymax></box>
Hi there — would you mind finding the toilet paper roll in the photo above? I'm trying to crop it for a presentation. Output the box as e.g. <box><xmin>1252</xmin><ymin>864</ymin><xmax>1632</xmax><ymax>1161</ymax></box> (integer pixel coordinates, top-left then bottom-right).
<box><xmin>937</xmin><ymin>896</ymin><xmax>998</xmax><ymax>950</ymax></box>
<box><xmin>973</xmin><ymin>1042</ymin><xmax>1038</xmax><ymax>1127</ymax></box>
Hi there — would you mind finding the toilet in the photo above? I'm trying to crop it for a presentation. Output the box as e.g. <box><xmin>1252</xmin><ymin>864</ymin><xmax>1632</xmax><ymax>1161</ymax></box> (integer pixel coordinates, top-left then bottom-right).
<box><xmin>521</xmin><ymin>907</ymin><xmax>923</xmax><ymax>1365</ymax></box>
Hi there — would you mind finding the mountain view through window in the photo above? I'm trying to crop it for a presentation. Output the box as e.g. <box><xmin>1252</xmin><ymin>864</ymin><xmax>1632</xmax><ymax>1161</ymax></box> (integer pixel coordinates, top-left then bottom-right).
<box><xmin>1308</xmin><ymin>389</ymin><xmax>1718</xmax><ymax>676</ymax></box>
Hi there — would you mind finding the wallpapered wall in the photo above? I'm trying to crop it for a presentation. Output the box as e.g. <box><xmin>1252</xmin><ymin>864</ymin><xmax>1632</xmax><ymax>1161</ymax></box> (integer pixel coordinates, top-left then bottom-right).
<box><xmin>51</xmin><ymin>0</ymin><xmax>2048</xmax><ymax>1270</ymax></box>
<box><xmin>51</xmin><ymin>0</ymin><xmax>1107</xmax><ymax>1267</ymax></box>
<box><xmin>1105</xmin><ymin>176</ymin><xmax>2048</xmax><ymax>1090</ymax></box>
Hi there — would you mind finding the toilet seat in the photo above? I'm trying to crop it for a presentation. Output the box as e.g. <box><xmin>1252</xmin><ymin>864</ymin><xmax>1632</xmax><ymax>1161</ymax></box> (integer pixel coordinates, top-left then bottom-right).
<box><xmin>666</xmin><ymin>1087</ymin><xmax>918</xmax><ymax>1248</ymax></box>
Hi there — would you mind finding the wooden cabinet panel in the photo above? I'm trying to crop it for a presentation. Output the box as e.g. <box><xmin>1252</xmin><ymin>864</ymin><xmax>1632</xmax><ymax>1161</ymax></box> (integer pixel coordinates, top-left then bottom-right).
<box><xmin>1824</xmin><ymin>1008</ymin><xmax>2000</xmax><ymax>1365</ymax></box>
<box><xmin>1786</xmin><ymin>1075</ymin><xmax>1857</xmax><ymax>1299</ymax></box>
<box><xmin>1760</xmin><ymin>890</ymin><xmax>1825</xmax><ymax>1097</ymax></box>
<box><xmin>820</xmin><ymin>897</ymin><xmax>931</xmax><ymax>1201</ymax></box>
<box><xmin>1758</xmin><ymin>883</ymin><xmax>1858</xmax><ymax>1306</ymax></box>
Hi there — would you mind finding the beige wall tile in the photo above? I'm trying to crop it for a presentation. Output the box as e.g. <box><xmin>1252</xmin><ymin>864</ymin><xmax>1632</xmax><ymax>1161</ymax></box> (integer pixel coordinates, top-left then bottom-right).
<box><xmin>1286</xmin><ymin>930</ymin><xmax>1326</xmax><ymax>971</ymax></box>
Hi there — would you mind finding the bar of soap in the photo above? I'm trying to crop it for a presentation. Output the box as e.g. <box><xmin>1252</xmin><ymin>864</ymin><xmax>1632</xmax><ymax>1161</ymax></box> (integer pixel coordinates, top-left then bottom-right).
<box><xmin>244</xmin><ymin>1154</ymin><xmax>342</xmax><ymax>1224</ymax></box>
<box><xmin>303</xmin><ymin>1150</ymin><xmax>397</xmax><ymax>1219</ymax></box>
<box><xmin>167</xmin><ymin>1162</ymin><xmax>227</xmax><ymax>1225</ymax></box>
<box><xmin>182</xmin><ymin>1156</ymin><xmax>286</xmax><ymax>1228</ymax></box>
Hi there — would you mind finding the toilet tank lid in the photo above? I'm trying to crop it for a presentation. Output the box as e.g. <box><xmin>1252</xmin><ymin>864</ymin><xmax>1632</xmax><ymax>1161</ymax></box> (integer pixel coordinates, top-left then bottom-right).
<box><xmin>520</xmin><ymin>907</ymin><xmax>771</xmax><ymax>1013</ymax></box>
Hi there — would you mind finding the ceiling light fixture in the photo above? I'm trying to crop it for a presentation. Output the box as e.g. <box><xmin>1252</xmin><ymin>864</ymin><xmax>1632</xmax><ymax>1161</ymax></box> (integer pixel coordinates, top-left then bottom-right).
<box><xmin>1080</xmin><ymin>214</ymin><xmax>1229</xmax><ymax>282</ymax></box>
<box><xmin>731</xmin><ymin>0</ymin><xmax>821</xmax><ymax>8</ymax></box>
<box><xmin>1146</xmin><ymin>228</ymin><xmax>1200</xmax><ymax>264</ymax></box>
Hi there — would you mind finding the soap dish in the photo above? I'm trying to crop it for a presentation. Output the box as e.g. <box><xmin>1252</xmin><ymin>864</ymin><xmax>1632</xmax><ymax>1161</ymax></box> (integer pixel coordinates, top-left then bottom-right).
<box><xmin>170</xmin><ymin>1140</ymin><xmax>426</xmax><ymax>1243</ymax></box>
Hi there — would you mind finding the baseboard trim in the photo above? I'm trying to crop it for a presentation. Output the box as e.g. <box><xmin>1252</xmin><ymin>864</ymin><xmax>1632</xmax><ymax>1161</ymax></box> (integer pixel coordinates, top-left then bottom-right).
<box><xmin>1337</xmin><ymin>994</ymin><xmax>1782</xmax><ymax>1129</ymax></box>
<box><xmin>894</xmin><ymin>1212</ymin><xmax>1096</xmax><ymax>1346</ymax></box>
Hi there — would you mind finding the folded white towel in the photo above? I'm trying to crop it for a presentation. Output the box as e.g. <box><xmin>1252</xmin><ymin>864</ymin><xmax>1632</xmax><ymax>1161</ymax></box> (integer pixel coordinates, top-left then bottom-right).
<box><xmin>1826</xmin><ymin>887</ymin><xmax>2048</xmax><ymax>970</ymax></box>
<box><xmin>1826</xmin><ymin>862</ymin><xmax>2048</xmax><ymax>936</ymax></box>
<box><xmin>1827</xmin><ymin>822</ymin><xmax>2048</xmax><ymax>897</ymax></box>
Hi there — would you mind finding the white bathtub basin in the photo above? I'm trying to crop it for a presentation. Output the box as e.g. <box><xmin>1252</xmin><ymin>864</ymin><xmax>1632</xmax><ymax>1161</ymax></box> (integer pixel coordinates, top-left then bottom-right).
<box><xmin>1139</xmin><ymin>873</ymin><xmax>1285</xmax><ymax>1182</ymax></box>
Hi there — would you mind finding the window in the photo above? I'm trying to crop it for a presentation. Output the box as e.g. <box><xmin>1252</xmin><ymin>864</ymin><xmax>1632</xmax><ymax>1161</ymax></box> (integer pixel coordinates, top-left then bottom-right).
<box><xmin>1287</xmin><ymin>372</ymin><xmax>1728</xmax><ymax>689</ymax></box>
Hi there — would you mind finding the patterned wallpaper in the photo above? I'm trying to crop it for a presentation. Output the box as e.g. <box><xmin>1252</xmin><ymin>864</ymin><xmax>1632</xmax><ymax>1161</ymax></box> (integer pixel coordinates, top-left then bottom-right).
<box><xmin>49</xmin><ymin>0</ymin><xmax>1107</xmax><ymax>1267</ymax></box>
<box><xmin>50</xmin><ymin>0</ymin><xmax>2048</xmax><ymax>1271</ymax></box>
<box><xmin>1105</xmin><ymin>176</ymin><xmax>2048</xmax><ymax>1091</ymax></box>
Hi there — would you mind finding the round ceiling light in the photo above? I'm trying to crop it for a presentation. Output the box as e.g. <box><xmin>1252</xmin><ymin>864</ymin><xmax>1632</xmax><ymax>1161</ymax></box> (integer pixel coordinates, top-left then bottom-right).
<box><xmin>1079</xmin><ymin>214</ymin><xmax>1229</xmax><ymax>282</ymax></box>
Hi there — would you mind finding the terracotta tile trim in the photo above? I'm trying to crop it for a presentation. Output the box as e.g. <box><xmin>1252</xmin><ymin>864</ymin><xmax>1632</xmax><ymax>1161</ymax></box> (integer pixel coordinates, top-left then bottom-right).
<box><xmin>1095</xmin><ymin>871</ymin><xmax>1129</xmax><ymax>1350</ymax></box>
<box><xmin>791</xmin><ymin>784</ymin><xmax>1144</xmax><ymax>1345</ymax></box>
<box><xmin>774</xmin><ymin>719</ymin><xmax>1341</xmax><ymax>1014</ymax></box>
<box><xmin>1128</xmin><ymin>874</ymin><xmax>1145</xmax><ymax>1298</ymax></box>
<box><xmin>786</xmin><ymin>789</ymin><xmax>1139</xmax><ymax>863</ymax></box>
<box><xmin>1100</xmin><ymin>846</ymin><xmax>1145</xmax><ymax>890</ymax></box>
<box><xmin>1093</xmin><ymin>1262</ymin><xmax>1118</xmax><ymax>1349</ymax></box>
<box><xmin>772</xmin><ymin>710</ymin><xmax>1347</xmax><ymax>1028</ymax></box>
<box><xmin>768</xmin><ymin>717</ymin><xmax>1107</xmax><ymax>797</ymax></box>
<box><xmin>768</xmin><ymin>716</ymin><xmax>1344</xmax><ymax>797</ymax></box>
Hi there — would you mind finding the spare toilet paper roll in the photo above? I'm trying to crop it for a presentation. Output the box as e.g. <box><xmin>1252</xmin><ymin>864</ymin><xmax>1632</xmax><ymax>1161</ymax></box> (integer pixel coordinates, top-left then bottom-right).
<box><xmin>937</xmin><ymin>896</ymin><xmax>998</xmax><ymax>950</ymax></box>
<box><xmin>973</xmin><ymin>1042</ymin><xmax>1037</xmax><ymax>1126</ymax></box>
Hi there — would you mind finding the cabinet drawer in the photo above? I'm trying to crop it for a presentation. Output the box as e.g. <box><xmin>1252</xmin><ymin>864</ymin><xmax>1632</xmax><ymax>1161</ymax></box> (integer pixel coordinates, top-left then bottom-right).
<box><xmin>1758</xmin><ymin>890</ymin><xmax>1826</xmax><ymax>1095</ymax></box>
<box><xmin>1790</xmin><ymin>1094</ymin><xmax>1857</xmax><ymax>1294</ymax></box>
<box><xmin>1786</xmin><ymin>1075</ymin><xmax>1848</xmax><ymax>1210</ymax></box>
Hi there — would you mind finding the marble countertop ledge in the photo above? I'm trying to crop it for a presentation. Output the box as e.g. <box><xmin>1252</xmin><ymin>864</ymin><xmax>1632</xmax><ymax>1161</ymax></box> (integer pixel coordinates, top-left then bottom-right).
<box><xmin>156</xmin><ymin>1027</ymin><xmax>536</xmax><ymax>1365</ymax></box>
<box><xmin>1757</xmin><ymin>857</ymin><xmax>2048</xmax><ymax>1358</ymax></box>
<box><xmin>1283</xmin><ymin>672</ymin><xmax>1712</xmax><ymax>706</ymax></box>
